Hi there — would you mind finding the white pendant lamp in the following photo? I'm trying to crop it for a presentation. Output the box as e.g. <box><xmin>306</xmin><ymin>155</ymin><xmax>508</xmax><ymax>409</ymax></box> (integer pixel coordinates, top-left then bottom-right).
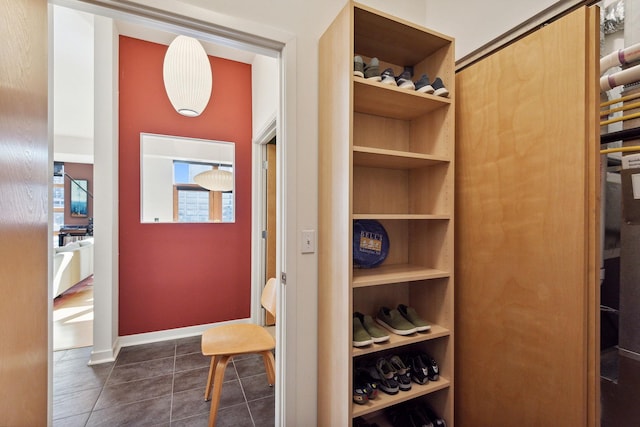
<box><xmin>194</xmin><ymin>169</ymin><xmax>233</xmax><ymax>192</ymax></box>
<box><xmin>163</xmin><ymin>35</ymin><xmax>212</xmax><ymax>117</ymax></box>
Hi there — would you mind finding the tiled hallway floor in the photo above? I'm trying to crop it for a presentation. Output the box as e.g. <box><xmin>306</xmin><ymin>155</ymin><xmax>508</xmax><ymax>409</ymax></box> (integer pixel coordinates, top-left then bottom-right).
<box><xmin>53</xmin><ymin>337</ymin><xmax>275</xmax><ymax>426</ymax></box>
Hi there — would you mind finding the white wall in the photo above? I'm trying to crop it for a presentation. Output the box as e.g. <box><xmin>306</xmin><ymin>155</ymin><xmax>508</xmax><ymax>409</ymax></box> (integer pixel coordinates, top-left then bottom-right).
<box><xmin>424</xmin><ymin>0</ymin><xmax>561</xmax><ymax>59</ymax></box>
<box><xmin>53</xmin><ymin>5</ymin><xmax>95</xmax><ymax>163</ymax></box>
<box><xmin>252</xmin><ymin>55</ymin><xmax>278</xmax><ymax>139</ymax></box>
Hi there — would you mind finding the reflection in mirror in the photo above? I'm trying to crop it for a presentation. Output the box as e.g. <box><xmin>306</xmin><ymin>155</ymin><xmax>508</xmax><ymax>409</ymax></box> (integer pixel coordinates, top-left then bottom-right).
<box><xmin>141</xmin><ymin>133</ymin><xmax>235</xmax><ymax>223</ymax></box>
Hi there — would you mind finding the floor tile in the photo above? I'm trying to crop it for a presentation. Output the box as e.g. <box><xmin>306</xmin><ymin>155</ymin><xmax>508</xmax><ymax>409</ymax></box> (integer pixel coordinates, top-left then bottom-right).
<box><xmin>116</xmin><ymin>341</ymin><xmax>176</xmax><ymax>366</ymax></box>
<box><xmin>173</xmin><ymin>367</ymin><xmax>210</xmax><ymax>394</ymax></box>
<box><xmin>52</xmin><ymin>411</ymin><xmax>91</xmax><ymax>427</ymax></box>
<box><xmin>170</xmin><ymin>412</ymin><xmax>209</xmax><ymax>427</ymax></box>
<box><xmin>108</xmin><ymin>356</ymin><xmax>175</xmax><ymax>385</ymax></box>
<box><xmin>248</xmin><ymin>395</ymin><xmax>275</xmax><ymax>427</ymax></box>
<box><xmin>234</xmin><ymin>355</ymin><xmax>267</xmax><ymax>378</ymax></box>
<box><xmin>53</xmin><ymin>362</ymin><xmax>111</xmax><ymax>395</ymax></box>
<box><xmin>241</xmin><ymin>373</ymin><xmax>274</xmax><ymax>402</ymax></box>
<box><xmin>170</xmin><ymin>387</ymin><xmax>211</xmax><ymax>421</ymax></box>
<box><xmin>95</xmin><ymin>374</ymin><xmax>173</xmax><ymax>410</ymax></box>
<box><xmin>175</xmin><ymin>352</ymin><xmax>210</xmax><ymax>372</ymax></box>
<box><xmin>215</xmin><ymin>403</ymin><xmax>254</xmax><ymax>427</ymax></box>
<box><xmin>176</xmin><ymin>336</ymin><xmax>202</xmax><ymax>355</ymax></box>
<box><xmin>86</xmin><ymin>395</ymin><xmax>171</xmax><ymax>427</ymax></box>
<box><xmin>53</xmin><ymin>386</ymin><xmax>102</xmax><ymax>420</ymax></box>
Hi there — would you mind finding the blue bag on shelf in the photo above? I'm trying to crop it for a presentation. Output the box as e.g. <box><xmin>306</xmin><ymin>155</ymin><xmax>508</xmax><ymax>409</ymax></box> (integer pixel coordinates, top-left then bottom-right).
<box><xmin>353</xmin><ymin>219</ymin><xmax>389</xmax><ymax>268</ymax></box>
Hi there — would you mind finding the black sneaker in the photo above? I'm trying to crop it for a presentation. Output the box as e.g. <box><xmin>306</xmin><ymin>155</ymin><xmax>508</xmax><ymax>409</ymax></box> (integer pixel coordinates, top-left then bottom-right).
<box><xmin>395</xmin><ymin>70</ymin><xmax>415</xmax><ymax>90</ymax></box>
<box><xmin>353</xmin><ymin>369</ymin><xmax>376</xmax><ymax>405</ymax></box>
<box><xmin>418</xmin><ymin>354</ymin><xmax>439</xmax><ymax>381</ymax></box>
<box><xmin>406</xmin><ymin>354</ymin><xmax>430</xmax><ymax>385</ymax></box>
<box><xmin>380</xmin><ymin>68</ymin><xmax>397</xmax><ymax>86</ymax></box>
<box><xmin>422</xmin><ymin>405</ymin><xmax>446</xmax><ymax>427</ymax></box>
<box><xmin>414</xmin><ymin>74</ymin><xmax>434</xmax><ymax>94</ymax></box>
<box><xmin>388</xmin><ymin>355</ymin><xmax>412</xmax><ymax>391</ymax></box>
<box><xmin>367</xmin><ymin>357</ymin><xmax>399</xmax><ymax>395</ymax></box>
<box><xmin>431</xmin><ymin>77</ymin><xmax>449</xmax><ymax>97</ymax></box>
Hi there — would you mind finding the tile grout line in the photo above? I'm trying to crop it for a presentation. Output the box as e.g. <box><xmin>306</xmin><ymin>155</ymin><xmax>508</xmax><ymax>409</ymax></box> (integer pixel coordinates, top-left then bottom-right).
<box><xmin>234</xmin><ymin>358</ymin><xmax>257</xmax><ymax>427</ymax></box>
<box><xmin>168</xmin><ymin>341</ymin><xmax>177</xmax><ymax>425</ymax></box>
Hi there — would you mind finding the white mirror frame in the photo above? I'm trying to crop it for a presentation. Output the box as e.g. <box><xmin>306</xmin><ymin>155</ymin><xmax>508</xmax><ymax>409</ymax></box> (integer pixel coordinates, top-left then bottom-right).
<box><xmin>140</xmin><ymin>132</ymin><xmax>235</xmax><ymax>223</ymax></box>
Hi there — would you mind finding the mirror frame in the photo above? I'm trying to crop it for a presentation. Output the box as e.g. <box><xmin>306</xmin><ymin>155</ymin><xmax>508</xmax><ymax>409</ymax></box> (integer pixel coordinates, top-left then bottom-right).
<box><xmin>140</xmin><ymin>132</ymin><xmax>235</xmax><ymax>223</ymax></box>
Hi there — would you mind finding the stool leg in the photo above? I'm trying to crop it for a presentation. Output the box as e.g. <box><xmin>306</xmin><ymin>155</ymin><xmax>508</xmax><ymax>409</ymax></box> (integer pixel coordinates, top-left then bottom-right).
<box><xmin>261</xmin><ymin>350</ymin><xmax>276</xmax><ymax>386</ymax></box>
<box><xmin>204</xmin><ymin>356</ymin><xmax>219</xmax><ymax>401</ymax></box>
<box><xmin>208</xmin><ymin>355</ymin><xmax>230</xmax><ymax>427</ymax></box>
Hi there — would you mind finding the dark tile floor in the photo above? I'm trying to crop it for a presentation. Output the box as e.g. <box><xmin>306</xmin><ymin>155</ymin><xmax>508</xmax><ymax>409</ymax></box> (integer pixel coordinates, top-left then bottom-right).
<box><xmin>53</xmin><ymin>336</ymin><xmax>275</xmax><ymax>427</ymax></box>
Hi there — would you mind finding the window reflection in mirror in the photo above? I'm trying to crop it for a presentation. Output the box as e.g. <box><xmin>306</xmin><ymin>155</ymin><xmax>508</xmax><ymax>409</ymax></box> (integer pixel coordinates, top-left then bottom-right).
<box><xmin>140</xmin><ymin>133</ymin><xmax>235</xmax><ymax>223</ymax></box>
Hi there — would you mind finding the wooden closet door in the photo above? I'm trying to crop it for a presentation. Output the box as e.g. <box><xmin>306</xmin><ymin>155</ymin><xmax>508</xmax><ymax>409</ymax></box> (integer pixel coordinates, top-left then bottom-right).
<box><xmin>455</xmin><ymin>6</ymin><xmax>600</xmax><ymax>426</ymax></box>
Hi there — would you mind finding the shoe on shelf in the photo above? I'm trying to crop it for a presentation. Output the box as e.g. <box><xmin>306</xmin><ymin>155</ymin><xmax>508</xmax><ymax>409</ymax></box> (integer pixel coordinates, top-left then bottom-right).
<box><xmin>376</xmin><ymin>306</ymin><xmax>418</xmax><ymax>335</ymax></box>
<box><xmin>354</xmin><ymin>312</ymin><xmax>390</xmax><ymax>343</ymax></box>
<box><xmin>418</xmin><ymin>353</ymin><xmax>440</xmax><ymax>381</ymax></box>
<box><xmin>364</xmin><ymin>57</ymin><xmax>381</xmax><ymax>81</ymax></box>
<box><xmin>421</xmin><ymin>404</ymin><xmax>446</xmax><ymax>427</ymax></box>
<box><xmin>397</xmin><ymin>304</ymin><xmax>431</xmax><ymax>332</ymax></box>
<box><xmin>368</xmin><ymin>357</ymin><xmax>399</xmax><ymax>395</ymax></box>
<box><xmin>431</xmin><ymin>77</ymin><xmax>449</xmax><ymax>97</ymax></box>
<box><xmin>380</xmin><ymin>68</ymin><xmax>397</xmax><ymax>85</ymax></box>
<box><xmin>353</xmin><ymin>369</ymin><xmax>377</xmax><ymax>405</ymax></box>
<box><xmin>405</xmin><ymin>353</ymin><xmax>430</xmax><ymax>385</ymax></box>
<box><xmin>353</xmin><ymin>315</ymin><xmax>374</xmax><ymax>347</ymax></box>
<box><xmin>395</xmin><ymin>70</ymin><xmax>415</xmax><ymax>90</ymax></box>
<box><xmin>354</xmin><ymin>56</ymin><xmax>365</xmax><ymax>78</ymax></box>
<box><xmin>388</xmin><ymin>355</ymin><xmax>412</xmax><ymax>391</ymax></box>
<box><xmin>414</xmin><ymin>74</ymin><xmax>434</xmax><ymax>94</ymax></box>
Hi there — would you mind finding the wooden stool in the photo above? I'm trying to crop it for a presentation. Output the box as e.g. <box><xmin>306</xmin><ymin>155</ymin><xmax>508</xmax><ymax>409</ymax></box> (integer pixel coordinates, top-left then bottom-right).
<box><xmin>201</xmin><ymin>278</ymin><xmax>277</xmax><ymax>427</ymax></box>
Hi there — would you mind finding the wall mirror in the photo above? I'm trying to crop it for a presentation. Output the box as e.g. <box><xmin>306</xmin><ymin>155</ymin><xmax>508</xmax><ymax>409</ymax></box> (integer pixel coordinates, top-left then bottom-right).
<box><xmin>141</xmin><ymin>133</ymin><xmax>235</xmax><ymax>223</ymax></box>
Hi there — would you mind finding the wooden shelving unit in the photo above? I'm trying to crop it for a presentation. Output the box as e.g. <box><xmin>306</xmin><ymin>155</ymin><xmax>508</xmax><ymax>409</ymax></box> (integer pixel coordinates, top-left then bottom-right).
<box><xmin>319</xmin><ymin>2</ymin><xmax>455</xmax><ymax>425</ymax></box>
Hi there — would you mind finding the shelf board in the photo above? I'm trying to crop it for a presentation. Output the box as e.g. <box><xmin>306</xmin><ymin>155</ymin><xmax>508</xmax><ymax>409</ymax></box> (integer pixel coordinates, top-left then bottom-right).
<box><xmin>353</xmin><ymin>78</ymin><xmax>450</xmax><ymax>120</ymax></box>
<box><xmin>353</xmin><ymin>4</ymin><xmax>452</xmax><ymax>67</ymax></box>
<box><xmin>352</xmin><ymin>214</ymin><xmax>450</xmax><ymax>221</ymax></box>
<box><xmin>352</xmin><ymin>376</ymin><xmax>451</xmax><ymax>418</ymax></box>
<box><xmin>352</xmin><ymin>324</ymin><xmax>450</xmax><ymax>357</ymax></box>
<box><xmin>353</xmin><ymin>264</ymin><xmax>450</xmax><ymax>288</ymax></box>
<box><xmin>353</xmin><ymin>146</ymin><xmax>450</xmax><ymax>169</ymax></box>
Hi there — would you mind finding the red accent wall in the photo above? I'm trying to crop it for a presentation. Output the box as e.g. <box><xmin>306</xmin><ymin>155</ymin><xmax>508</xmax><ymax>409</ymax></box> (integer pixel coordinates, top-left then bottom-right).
<box><xmin>118</xmin><ymin>36</ymin><xmax>252</xmax><ymax>335</ymax></box>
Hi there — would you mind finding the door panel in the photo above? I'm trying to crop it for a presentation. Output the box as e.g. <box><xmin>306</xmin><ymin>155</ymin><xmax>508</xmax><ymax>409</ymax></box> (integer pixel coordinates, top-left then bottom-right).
<box><xmin>455</xmin><ymin>6</ymin><xmax>599</xmax><ymax>425</ymax></box>
<box><xmin>0</xmin><ymin>0</ymin><xmax>49</xmax><ymax>424</ymax></box>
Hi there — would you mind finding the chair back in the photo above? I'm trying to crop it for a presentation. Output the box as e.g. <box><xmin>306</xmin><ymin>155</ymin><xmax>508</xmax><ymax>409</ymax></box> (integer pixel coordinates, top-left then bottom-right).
<box><xmin>261</xmin><ymin>278</ymin><xmax>277</xmax><ymax>320</ymax></box>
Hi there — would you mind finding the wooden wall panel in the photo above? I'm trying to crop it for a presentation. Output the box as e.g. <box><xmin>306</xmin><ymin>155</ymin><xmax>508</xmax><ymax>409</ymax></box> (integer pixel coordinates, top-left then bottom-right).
<box><xmin>0</xmin><ymin>0</ymin><xmax>49</xmax><ymax>424</ymax></box>
<box><xmin>455</xmin><ymin>6</ymin><xmax>599</xmax><ymax>425</ymax></box>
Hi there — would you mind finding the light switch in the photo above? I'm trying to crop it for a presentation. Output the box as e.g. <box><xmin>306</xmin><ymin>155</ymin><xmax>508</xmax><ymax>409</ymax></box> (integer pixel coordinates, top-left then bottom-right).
<box><xmin>301</xmin><ymin>229</ymin><xmax>315</xmax><ymax>254</ymax></box>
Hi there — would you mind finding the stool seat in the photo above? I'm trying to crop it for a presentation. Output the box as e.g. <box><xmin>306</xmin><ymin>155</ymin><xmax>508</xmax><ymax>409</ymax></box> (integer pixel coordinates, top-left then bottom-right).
<box><xmin>201</xmin><ymin>324</ymin><xmax>275</xmax><ymax>356</ymax></box>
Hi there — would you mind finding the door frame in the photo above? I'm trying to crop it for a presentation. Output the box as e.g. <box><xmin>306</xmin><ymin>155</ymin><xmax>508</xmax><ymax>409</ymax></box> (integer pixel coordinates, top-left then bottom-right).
<box><xmin>50</xmin><ymin>1</ymin><xmax>296</xmax><ymax>424</ymax></box>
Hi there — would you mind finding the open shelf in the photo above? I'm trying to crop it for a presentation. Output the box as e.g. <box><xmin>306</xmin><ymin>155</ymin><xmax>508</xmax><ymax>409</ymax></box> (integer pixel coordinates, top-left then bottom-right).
<box><xmin>352</xmin><ymin>376</ymin><xmax>451</xmax><ymax>418</ymax></box>
<box><xmin>353</xmin><ymin>146</ymin><xmax>450</xmax><ymax>169</ymax></box>
<box><xmin>353</xmin><ymin>78</ymin><xmax>450</xmax><ymax>120</ymax></box>
<box><xmin>352</xmin><ymin>324</ymin><xmax>450</xmax><ymax>357</ymax></box>
<box><xmin>353</xmin><ymin>264</ymin><xmax>450</xmax><ymax>288</ymax></box>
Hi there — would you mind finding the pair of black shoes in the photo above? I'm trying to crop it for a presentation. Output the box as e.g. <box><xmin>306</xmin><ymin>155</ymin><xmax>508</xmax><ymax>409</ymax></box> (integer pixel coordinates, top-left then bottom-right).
<box><xmin>387</xmin><ymin>402</ymin><xmax>446</xmax><ymax>427</ymax></box>
<box><xmin>404</xmin><ymin>352</ymin><xmax>439</xmax><ymax>385</ymax></box>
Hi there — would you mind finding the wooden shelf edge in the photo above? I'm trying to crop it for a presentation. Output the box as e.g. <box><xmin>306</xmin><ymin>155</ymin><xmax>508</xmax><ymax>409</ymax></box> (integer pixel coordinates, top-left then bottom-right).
<box><xmin>352</xmin><ymin>377</ymin><xmax>451</xmax><ymax>418</ymax></box>
<box><xmin>352</xmin><ymin>324</ymin><xmax>450</xmax><ymax>357</ymax></box>
<box><xmin>353</xmin><ymin>265</ymin><xmax>450</xmax><ymax>288</ymax></box>
<box><xmin>353</xmin><ymin>145</ymin><xmax>450</xmax><ymax>168</ymax></box>
<box><xmin>352</xmin><ymin>214</ymin><xmax>450</xmax><ymax>221</ymax></box>
<box><xmin>353</xmin><ymin>78</ymin><xmax>451</xmax><ymax>120</ymax></box>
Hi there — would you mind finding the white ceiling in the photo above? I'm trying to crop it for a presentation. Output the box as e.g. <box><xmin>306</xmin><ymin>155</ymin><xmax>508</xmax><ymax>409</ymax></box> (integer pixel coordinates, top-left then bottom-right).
<box><xmin>53</xmin><ymin>4</ymin><xmax>257</xmax><ymax>164</ymax></box>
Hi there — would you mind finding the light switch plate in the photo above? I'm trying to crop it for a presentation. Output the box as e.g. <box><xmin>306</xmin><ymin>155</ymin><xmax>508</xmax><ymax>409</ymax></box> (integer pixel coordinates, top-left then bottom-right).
<box><xmin>301</xmin><ymin>229</ymin><xmax>315</xmax><ymax>254</ymax></box>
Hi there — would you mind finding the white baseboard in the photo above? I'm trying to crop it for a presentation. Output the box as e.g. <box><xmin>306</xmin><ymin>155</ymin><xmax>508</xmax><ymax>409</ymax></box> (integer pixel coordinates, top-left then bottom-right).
<box><xmin>87</xmin><ymin>318</ymin><xmax>252</xmax><ymax>365</ymax></box>
<box><xmin>117</xmin><ymin>318</ymin><xmax>253</xmax><ymax>349</ymax></box>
